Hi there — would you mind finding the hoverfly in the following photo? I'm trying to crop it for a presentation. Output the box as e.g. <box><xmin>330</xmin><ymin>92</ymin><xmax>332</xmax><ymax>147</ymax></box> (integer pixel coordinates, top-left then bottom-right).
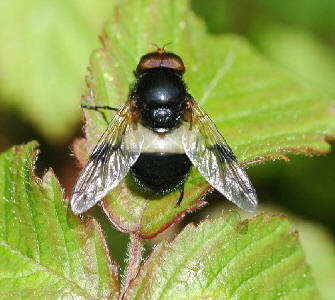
<box><xmin>70</xmin><ymin>47</ymin><xmax>258</xmax><ymax>214</ymax></box>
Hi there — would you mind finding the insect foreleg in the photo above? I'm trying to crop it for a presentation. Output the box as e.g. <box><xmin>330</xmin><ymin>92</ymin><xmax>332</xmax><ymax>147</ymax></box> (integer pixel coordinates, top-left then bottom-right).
<box><xmin>81</xmin><ymin>103</ymin><xmax>118</xmax><ymax>111</ymax></box>
<box><xmin>81</xmin><ymin>103</ymin><xmax>118</xmax><ymax>124</ymax></box>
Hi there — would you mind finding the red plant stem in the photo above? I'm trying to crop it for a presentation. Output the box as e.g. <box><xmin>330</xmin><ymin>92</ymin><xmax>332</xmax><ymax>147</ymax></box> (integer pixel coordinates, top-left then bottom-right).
<box><xmin>121</xmin><ymin>233</ymin><xmax>143</xmax><ymax>297</ymax></box>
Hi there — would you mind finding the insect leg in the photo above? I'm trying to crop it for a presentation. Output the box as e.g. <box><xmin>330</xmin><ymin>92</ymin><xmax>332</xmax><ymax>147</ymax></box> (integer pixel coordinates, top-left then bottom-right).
<box><xmin>81</xmin><ymin>103</ymin><xmax>118</xmax><ymax>111</ymax></box>
<box><xmin>81</xmin><ymin>103</ymin><xmax>118</xmax><ymax>124</ymax></box>
<box><xmin>176</xmin><ymin>184</ymin><xmax>185</xmax><ymax>207</ymax></box>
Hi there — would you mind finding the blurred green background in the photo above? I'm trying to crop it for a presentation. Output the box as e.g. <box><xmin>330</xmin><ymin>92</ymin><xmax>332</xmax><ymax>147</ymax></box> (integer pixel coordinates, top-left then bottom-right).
<box><xmin>0</xmin><ymin>0</ymin><xmax>334</xmax><ymax>296</ymax></box>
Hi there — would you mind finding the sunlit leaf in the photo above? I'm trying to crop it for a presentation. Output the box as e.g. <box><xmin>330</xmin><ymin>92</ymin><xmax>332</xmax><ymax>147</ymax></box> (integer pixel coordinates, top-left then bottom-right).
<box><xmin>297</xmin><ymin>220</ymin><xmax>335</xmax><ymax>300</ymax></box>
<box><xmin>0</xmin><ymin>0</ymin><xmax>118</xmax><ymax>141</ymax></box>
<box><xmin>259</xmin><ymin>206</ymin><xmax>335</xmax><ymax>300</ymax></box>
<box><xmin>125</xmin><ymin>213</ymin><xmax>319</xmax><ymax>299</ymax></box>
<box><xmin>251</xmin><ymin>24</ymin><xmax>335</xmax><ymax>96</ymax></box>
<box><xmin>0</xmin><ymin>142</ymin><xmax>119</xmax><ymax>299</ymax></box>
<box><xmin>74</xmin><ymin>0</ymin><xmax>335</xmax><ymax>238</ymax></box>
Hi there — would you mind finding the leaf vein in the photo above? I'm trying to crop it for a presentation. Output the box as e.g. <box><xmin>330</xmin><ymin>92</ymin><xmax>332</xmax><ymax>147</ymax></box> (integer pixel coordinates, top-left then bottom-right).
<box><xmin>204</xmin><ymin>220</ymin><xmax>284</xmax><ymax>292</ymax></box>
<box><xmin>0</xmin><ymin>241</ymin><xmax>93</xmax><ymax>299</ymax></box>
<box><xmin>199</xmin><ymin>50</ymin><xmax>235</xmax><ymax>106</ymax></box>
<box><xmin>230</xmin><ymin>244</ymin><xmax>302</xmax><ymax>298</ymax></box>
<box><xmin>158</xmin><ymin>223</ymin><xmax>232</xmax><ymax>298</ymax></box>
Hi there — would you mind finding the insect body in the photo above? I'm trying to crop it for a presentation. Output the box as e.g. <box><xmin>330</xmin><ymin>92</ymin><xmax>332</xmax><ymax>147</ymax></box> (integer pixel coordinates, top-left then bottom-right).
<box><xmin>71</xmin><ymin>48</ymin><xmax>258</xmax><ymax>214</ymax></box>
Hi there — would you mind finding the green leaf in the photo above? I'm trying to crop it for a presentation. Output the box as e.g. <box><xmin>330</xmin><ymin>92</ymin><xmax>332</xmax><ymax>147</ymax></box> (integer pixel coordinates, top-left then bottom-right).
<box><xmin>74</xmin><ymin>0</ymin><xmax>335</xmax><ymax>238</ymax></box>
<box><xmin>124</xmin><ymin>212</ymin><xmax>319</xmax><ymax>299</ymax></box>
<box><xmin>0</xmin><ymin>142</ymin><xmax>119</xmax><ymax>299</ymax></box>
<box><xmin>297</xmin><ymin>221</ymin><xmax>335</xmax><ymax>300</ymax></box>
<box><xmin>245</xmin><ymin>204</ymin><xmax>335</xmax><ymax>300</ymax></box>
<box><xmin>256</xmin><ymin>0</ymin><xmax>335</xmax><ymax>32</ymax></box>
<box><xmin>251</xmin><ymin>24</ymin><xmax>335</xmax><ymax>96</ymax></box>
<box><xmin>0</xmin><ymin>0</ymin><xmax>118</xmax><ymax>141</ymax></box>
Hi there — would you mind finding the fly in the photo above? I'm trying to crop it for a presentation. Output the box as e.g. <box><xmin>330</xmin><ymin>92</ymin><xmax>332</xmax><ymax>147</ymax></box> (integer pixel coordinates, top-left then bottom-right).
<box><xmin>70</xmin><ymin>47</ymin><xmax>258</xmax><ymax>214</ymax></box>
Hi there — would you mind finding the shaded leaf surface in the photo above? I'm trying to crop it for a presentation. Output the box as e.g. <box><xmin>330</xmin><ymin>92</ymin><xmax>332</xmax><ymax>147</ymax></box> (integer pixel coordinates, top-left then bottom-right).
<box><xmin>256</xmin><ymin>0</ymin><xmax>335</xmax><ymax>32</ymax></box>
<box><xmin>0</xmin><ymin>142</ymin><xmax>119</xmax><ymax>299</ymax></box>
<box><xmin>74</xmin><ymin>0</ymin><xmax>335</xmax><ymax>238</ymax></box>
<box><xmin>125</xmin><ymin>213</ymin><xmax>319</xmax><ymax>299</ymax></box>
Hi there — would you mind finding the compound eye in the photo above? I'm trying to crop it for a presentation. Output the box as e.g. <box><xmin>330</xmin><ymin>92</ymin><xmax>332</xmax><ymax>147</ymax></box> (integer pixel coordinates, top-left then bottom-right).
<box><xmin>136</xmin><ymin>51</ymin><xmax>185</xmax><ymax>74</ymax></box>
<box><xmin>160</xmin><ymin>54</ymin><xmax>185</xmax><ymax>73</ymax></box>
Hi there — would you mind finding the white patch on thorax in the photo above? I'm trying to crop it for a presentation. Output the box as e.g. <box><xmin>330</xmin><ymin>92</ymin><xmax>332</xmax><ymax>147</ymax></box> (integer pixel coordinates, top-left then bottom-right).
<box><xmin>138</xmin><ymin>124</ymin><xmax>186</xmax><ymax>153</ymax></box>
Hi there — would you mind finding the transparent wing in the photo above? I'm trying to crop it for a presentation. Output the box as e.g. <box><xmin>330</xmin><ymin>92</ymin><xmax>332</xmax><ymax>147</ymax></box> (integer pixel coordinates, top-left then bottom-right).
<box><xmin>71</xmin><ymin>101</ymin><xmax>144</xmax><ymax>214</ymax></box>
<box><xmin>182</xmin><ymin>99</ymin><xmax>258</xmax><ymax>211</ymax></box>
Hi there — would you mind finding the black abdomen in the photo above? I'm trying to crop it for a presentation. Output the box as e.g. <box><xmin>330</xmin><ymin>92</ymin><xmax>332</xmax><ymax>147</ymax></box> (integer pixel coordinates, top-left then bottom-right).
<box><xmin>131</xmin><ymin>153</ymin><xmax>192</xmax><ymax>193</ymax></box>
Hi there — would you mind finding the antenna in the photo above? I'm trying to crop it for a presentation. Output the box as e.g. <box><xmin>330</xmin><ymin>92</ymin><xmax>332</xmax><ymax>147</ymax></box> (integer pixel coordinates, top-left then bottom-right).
<box><xmin>151</xmin><ymin>42</ymin><xmax>173</xmax><ymax>54</ymax></box>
